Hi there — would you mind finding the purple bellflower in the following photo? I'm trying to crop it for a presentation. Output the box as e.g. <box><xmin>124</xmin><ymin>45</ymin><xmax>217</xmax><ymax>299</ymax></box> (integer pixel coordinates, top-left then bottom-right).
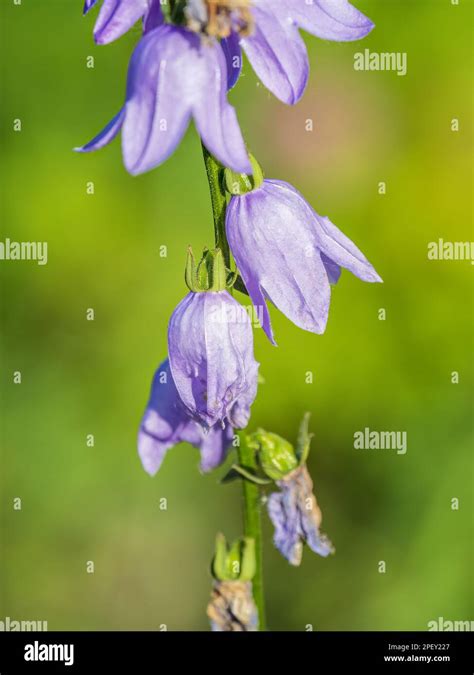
<box><xmin>84</xmin><ymin>1</ymin><xmax>373</xmax><ymax>105</ymax></box>
<box><xmin>76</xmin><ymin>23</ymin><xmax>251</xmax><ymax>175</ymax></box>
<box><xmin>268</xmin><ymin>464</ymin><xmax>334</xmax><ymax>566</ymax></box>
<box><xmin>168</xmin><ymin>290</ymin><xmax>259</xmax><ymax>429</ymax></box>
<box><xmin>226</xmin><ymin>178</ymin><xmax>382</xmax><ymax>344</ymax></box>
<box><xmin>138</xmin><ymin>359</ymin><xmax>234</xmax><ymax>475</ymax></box>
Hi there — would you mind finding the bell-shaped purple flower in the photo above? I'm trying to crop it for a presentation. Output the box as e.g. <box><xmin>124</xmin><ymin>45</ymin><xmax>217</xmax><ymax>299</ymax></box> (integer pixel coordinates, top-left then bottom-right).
<box><xmin>138</xmin><ymin>359</ymin><xmax>234</xmax><ymax>475</ymax></box>
<box><xmin>76</xmin><ymin>24</ymin><xmax>251</xmax><ymax>175</ymax></box>
<box><xmin>226</xmin><ymin>179</ymin><xmax>382</xmax><ymax>344</ymax></box>
<box><xmin>267</xmin><ymin>465</ymin><xmax>334</xmax><ymax>566</ymax></box>
<box><xmin>84</xmin><ymin>1</ymin><xmax>373</xmax><ymax>106</ymax></box>
<box><xmin>168</xmin><ymin>291</ymin><xmax>259</xmax><ymax>429</ymax></box>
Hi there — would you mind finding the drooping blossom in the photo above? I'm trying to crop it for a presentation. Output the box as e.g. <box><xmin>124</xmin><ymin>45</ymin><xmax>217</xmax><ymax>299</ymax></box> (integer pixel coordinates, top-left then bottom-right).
<box><xmin>267</xmin><ymin>464</ymin><xmax>334</xmax><ymax>566</ymax></box>
<box><xmin>84</xmin><ymin>0</ymin><xmax>374</xmax><ymax>104</ymax></box>
<box><xmin>168</xmin><ymin>290</ymin><xmax>259</xmax><ymax>428</ymax></box>
<box><xmin>226</xmin><ymin>179</ymin><xmax>382</xmax><ymax>343</ymax></box>
<box><xmin>138</xmin><ymin>359</ymin><xmax>234</xmax><ymax>475</ymax></box>
<box><xmin>76</xmin><ymin>24</ymin><xmax>251</xmax><ymax>175</ymax></box>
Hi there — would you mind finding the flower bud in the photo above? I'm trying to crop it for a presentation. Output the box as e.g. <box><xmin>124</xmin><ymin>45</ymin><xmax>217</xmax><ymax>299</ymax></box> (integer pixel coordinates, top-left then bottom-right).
<box><xmin>247</xmin><ymin>429</ymin><xmax>299</xmax><ymax>480</ymax></box>
<box><xmin>211</xmin><ymin>534</ymin><xmax>256</xmax><ymax>582</ymax></box>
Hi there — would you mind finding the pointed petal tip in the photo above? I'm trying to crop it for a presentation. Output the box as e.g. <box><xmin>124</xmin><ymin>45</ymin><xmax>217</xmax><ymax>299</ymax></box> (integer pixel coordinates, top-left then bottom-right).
<box><xmin>93</xmin><ymin>31</ymin><xmax>109</xmax><ymax>46</ymax></box>
<box><xmin>263</xmin><ymin>327</ymin><xmax>278</xmax><ymax>347</ymax></box>
<box><xmin>371</xmin><ymin>270</ymin><xmax>383</xmax><ymax>284</ymax></box>
<box><xmin>347</xmin><ymin>15</ymin><xmax>375</xmax><ymax>41</ymax></box>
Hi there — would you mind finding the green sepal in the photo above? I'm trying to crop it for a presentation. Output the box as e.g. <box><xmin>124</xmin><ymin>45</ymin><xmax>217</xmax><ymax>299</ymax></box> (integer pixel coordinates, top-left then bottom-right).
<box><xmin>212</xmin><ymin>533</ymin><xmax>230</xmax><ymax>581</ymax></box>
<box><xmin>240</xmin><ymin>538</ymin><xmax>256</xmax><ymax>582</ymax></box>
<box><xmin>296</xmin><ymin>412</ymin><xmax>313</xmax><ymax>466</ymax></box>
<box><xmin>211</xmin><ymin>534</ymin><xmax>256</xmax><ymax>582</ymax></box>
<box><xmin>233</xmin><ymin>275</ymin><xmax>249</xmax><ymax>296</ymax></box>
<box><xmin>224</xmin><ymin>153</ymin><xmax>264</xmax><ymax>196</ymax></box>
<box><xmin>185</xmin><ymin>247</ymin><xmax>229</xmax><ymax>292</ymax></box>
<box><xmin>226</xmin><ymin>539</ymin><xmax>243</xmax><ymax>580</ymax></box>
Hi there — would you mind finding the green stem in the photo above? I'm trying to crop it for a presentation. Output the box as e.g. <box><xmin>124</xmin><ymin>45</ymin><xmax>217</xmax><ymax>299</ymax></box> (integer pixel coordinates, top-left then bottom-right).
<box><xmin>201</xmin><ymin>146</ymin><xmax>266</xmax><ymax>631</ymax></box>
<box><xmin>238</xmin><ymin>440</ymin><xmax>266</xmax><ymax>631</ymax></box>
<box><xmin>201</xmin><ymin>143</ymin><xmax>231</xmax><ymax>269</ymax></box>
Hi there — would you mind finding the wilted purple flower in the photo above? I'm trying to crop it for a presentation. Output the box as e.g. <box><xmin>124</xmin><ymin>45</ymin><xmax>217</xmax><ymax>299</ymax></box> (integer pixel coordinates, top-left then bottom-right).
<box><xmin>267</xmin><ymin>464</ymin><xmax>334</xmax><ymax>566</ymax></box>
<box><xmin>168</xmin><ymin>291</ymin><xmax>259</xmax><ymax>429</ymax></box>
<box><xmin>76</xmin><ymin>24</ymin><xmax>251</xmax><ymax>175</ymax></box>
<box><xmin>83</xmin><ymin>0</ymin><xmax>164</xmax><ymax>44</ymax></box>
<box><xmin>207</xmin><ymin>581</ymin><xmax>258</xmax><ymax>632</ymax></box>
<box><xmin>138</xmin><ymin>359</ymin><xmax>234</xmax><ymax>475</ymax></box>
<box><xmin>226</xmin><ymin>179</ymin><xmax>382</xmax><ymax>343</ymax></box>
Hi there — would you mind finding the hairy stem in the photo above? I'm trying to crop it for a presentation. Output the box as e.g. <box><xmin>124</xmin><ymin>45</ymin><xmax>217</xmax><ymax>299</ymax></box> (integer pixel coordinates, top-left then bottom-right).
<box><xmin>201</xmin><ymin>143</ymin><xmax>231</xmax><ymax>269</ymax></box>
<box><xmin>201</xmin><ymin>146</ymin><xmax>266</xmax><ymax>630</ymax></box>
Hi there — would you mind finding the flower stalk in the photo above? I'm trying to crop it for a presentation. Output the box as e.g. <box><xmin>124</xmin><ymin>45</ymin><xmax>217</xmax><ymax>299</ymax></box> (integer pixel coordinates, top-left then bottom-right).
<box><xmin>238</xmin><ymin>438</ymin><xmax>266</xmax><ymax>631</ymax></box>
<box><xmin>201</xmin><ymin>144</ymin><xmax>266</xmax><ymax>630</ymax></box>
<box><xmin>201</xmin><ymin>143</ymin><xmax>232</xmax><ymax>269</ymax></box>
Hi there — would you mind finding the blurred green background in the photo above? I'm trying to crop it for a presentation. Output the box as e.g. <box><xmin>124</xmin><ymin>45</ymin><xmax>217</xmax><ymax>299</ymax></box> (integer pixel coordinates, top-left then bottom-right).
<box><xmin>1</xmin><ymin>0</ymin><xmax>472</xmax><ymax>631</ymax></box>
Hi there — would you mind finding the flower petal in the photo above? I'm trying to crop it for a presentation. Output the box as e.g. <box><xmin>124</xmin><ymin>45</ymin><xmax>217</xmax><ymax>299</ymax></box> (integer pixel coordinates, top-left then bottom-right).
<box><xmin>227</xmin><ymin>180</ymin><xmax>331</xmax><ymax>338</ymax></box>
<box><xmin>268</xmin><ymin>465</ymin><xmax>334</xmax><ymax>565</ymax></box>
<box><xmin>241</xmin><ymin>6</ymin><xmax>309</xmax><ymax>105</ymax></box>
<box><xmin>138</xmin><ymin>360</ymin><xmax>188</xmax><ymax>475</ymax></box>
<box><xmin>143</xmin><ymin>0</ymin><xmax>164</xmax><ymax>33</ymax></box>
<box><xmin>314</xmin><ymin>214</ymin><xmax>383</xmax><ymax>283</ymax></box>
<box><xmin>321</xmin><ymin>252</ymin><xmax>342</xmax><ymax>285</ymax></box>
<box><xmin>74</xmin><ymin>108</ymin><xmax>125</xmax><ymax>153</ymax></box>
<box><xmin>94</xmin><ymin>0</ymin><xmax>149</xmax><ymax>45</ymax></box>
<box><xmin>193</xmin><ymin>42</ymin><xmax>251</xmax><ymax>173</ymax></box>
<box><xmin>168</xmin><ymin>292</ymin><xmax>258</xmax><ymax>427</ymax></box>
<box><xmin>195</xmin><ymin>424</ymin><xmax>234</xmax><ymax>473</ymax></box>
<box><xmin>221</xmin><ymin>32</ymin><xmax>243</xmax><ymax>90</ymax></box>
<box><xmin>83</xmin><ymin>0</ymin><xmax>98</xmax><ymax>15</ymax></box>
<box><xmin>228</xmin><ymin>356</ymin><xmax>259</xmax><ymax>428</ymax></box>
<box><xmin>138</xmin><ymin>359</ymin><xmax>233</xmax><ymax>475</ymax></box>
<box><xmin>121</xmin><ymin>26</ymin><xmax>195</xmax><ymax>175</ymax></box>
<box><xmin>267</xmin><ymin>490</ymin><xmax>303</xmax><ymax>566</ymax></box>
<box><xmin>277</xmin><ymin>0</ymin><xmax>375</xmax><ymax>41</ymax></box>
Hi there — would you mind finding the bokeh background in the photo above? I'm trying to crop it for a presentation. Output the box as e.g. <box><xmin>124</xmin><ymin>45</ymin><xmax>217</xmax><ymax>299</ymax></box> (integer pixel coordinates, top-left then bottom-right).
<box><xmin>1</xmin><ymin>0</ymin><xmax>472</xmax><ymax>631</ymax></box>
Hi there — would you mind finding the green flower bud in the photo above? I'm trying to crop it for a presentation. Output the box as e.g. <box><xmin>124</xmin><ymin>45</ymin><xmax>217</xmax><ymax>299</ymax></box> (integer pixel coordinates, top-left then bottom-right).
<box><xmin>224</xmin><ymin>153</ymin><xmax>264</xmax><ymax>196</ymax></box>
<box><xmin>185</xmin><ymin>247</ymin><xmax>229</xmax><ymax>292</ymax></box>
<box><xmin>211</xmin><ymin>534</ymin><xmax>256</xmax><ymax>582</ymax></box>
<box><xmin>248</xmin><ymin>429</ymin><xmax>299</xmax><ymax>481</ymax></box>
